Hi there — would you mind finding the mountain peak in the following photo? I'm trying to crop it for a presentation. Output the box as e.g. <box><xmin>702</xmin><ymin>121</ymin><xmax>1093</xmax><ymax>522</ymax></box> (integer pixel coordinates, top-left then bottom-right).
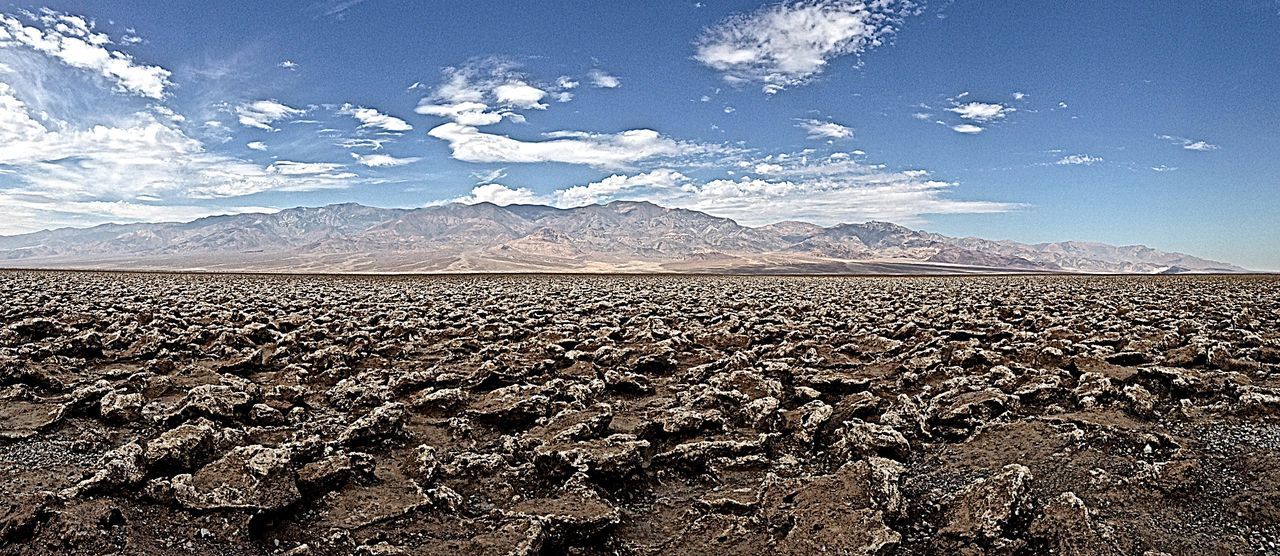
<box><xmin>0</xmin><ymin>202</ymin><xmax>1248</xmax><ymax>274</ymax></box>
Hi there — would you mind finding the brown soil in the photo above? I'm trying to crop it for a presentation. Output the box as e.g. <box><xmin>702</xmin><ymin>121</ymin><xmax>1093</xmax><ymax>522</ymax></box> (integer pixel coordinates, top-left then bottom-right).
<box><xmin>1</xmin><ymin>271</ymin><xmax>1278</xmax><ymax>555</ymax></box>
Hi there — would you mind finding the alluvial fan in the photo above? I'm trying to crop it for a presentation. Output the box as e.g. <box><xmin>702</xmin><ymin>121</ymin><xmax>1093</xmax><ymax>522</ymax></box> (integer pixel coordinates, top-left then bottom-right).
<box><xmin>1</xmin><ymin>271</ymin><xmax>1279</xmax><ymax>554</ymax></box>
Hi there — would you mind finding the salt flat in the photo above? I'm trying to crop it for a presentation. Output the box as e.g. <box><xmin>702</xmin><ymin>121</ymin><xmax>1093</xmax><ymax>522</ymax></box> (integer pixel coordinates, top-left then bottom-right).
<box><xmin>1</xmin><ymin>271</ymin><xmax>1278</xmax><ymax>554</ymax></box>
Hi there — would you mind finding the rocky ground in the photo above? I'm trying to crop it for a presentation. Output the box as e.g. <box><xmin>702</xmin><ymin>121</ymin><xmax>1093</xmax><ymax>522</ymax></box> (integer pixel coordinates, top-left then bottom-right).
<box><xmin>0</xmin><ymin>271</ymin><xmax>1278</xmax><ymax>555</ymax></box>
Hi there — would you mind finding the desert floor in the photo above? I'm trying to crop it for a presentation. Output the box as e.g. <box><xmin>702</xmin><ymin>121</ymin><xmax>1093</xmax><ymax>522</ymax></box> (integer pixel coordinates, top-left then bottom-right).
<box><xmin>2</xmin><ymin>271</ymin><xmax>1278</xmax><ymax>555</ymax></box>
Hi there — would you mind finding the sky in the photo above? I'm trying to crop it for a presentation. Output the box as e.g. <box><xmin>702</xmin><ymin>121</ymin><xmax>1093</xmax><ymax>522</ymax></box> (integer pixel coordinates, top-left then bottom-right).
<box><xmin>0</xmin><ymin>0</ymin><xmax>1277</xmax><ymax>269</ymax></box>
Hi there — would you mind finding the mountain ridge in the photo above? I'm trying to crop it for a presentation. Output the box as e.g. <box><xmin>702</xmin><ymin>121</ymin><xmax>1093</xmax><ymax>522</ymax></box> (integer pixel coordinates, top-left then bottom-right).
<box><xmin>0</xmin><ymin>201</ymin><xmax>1248</xmax><ymax>274</ymax></box>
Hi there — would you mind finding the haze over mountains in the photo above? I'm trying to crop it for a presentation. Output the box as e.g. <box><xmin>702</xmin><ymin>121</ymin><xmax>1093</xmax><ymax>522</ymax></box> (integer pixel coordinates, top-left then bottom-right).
<box><xmin>0</xmin><ymin>202</ymin><xmax>1247</xmax><ymax>274</ymax></box>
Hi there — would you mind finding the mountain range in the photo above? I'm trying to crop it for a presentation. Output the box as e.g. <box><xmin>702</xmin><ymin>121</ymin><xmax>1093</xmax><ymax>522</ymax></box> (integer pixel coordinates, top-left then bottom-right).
<box><xmin>0</xmin><ymin>201</ymin><xmax>1248</xmax><ymax>274</ymax></box>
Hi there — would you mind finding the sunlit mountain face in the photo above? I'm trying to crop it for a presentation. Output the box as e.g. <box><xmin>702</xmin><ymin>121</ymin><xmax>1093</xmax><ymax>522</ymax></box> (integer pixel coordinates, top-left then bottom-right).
<box><xmin>0</xmin><ymin>201</ymin><xmax>1247</xmax><ymax>273</ymax></box>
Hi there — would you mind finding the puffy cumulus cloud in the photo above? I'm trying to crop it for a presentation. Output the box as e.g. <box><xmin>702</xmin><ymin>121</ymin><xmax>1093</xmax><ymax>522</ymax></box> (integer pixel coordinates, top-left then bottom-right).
<box><xmin>492</xmin><ymin>82</ymin><xmax>548</xmax><ymax>109</ymax></box>
<box><xmin>235</xmin><ymin>99</ymin><xmax>304</xmax><ymax>130</ymax></box>
<box><xmin>414</xmin><ymin>101</ymin><xmax>502</xmax><ymax>126</ymax></box>
<box><xmin>0</xmin><ymin>82</ymin><xmax>359</xmax><ymax>219</ymax></box>
<box><xmin>1054</xmin><ymin>154</ymin><xmax>1103</xmax><ymax>166</ymax></box>
<box><xmin>413</xmin><ymin>57</ymin><xmax>573</xmax><ymax>126</ymax></box>
<box><xmin>553</xmin><ymin>169</ymin><xmax>689</xmax><ymax>207</ymax></box>
<box><xmin>693</xmin><ymin>0</ymin><xmax>912</xmax><ymax>93</ymax></box>
<box><xmin>950</xmin><ymin>123</ymin><xmax>983</xmax><ymax>134</ymax></box>
<box><xmin>947</xmin><ymin>101</ymin><xmax>1014</xmax><ymax>122</ymax></box>
<box><xmin>246</xmin><ymin>141</ymin><xmax>267</xmax><ymax>151</ymax></box>
<box><xmin>337</xmin><ymin>103</ymin><xmax>412</xmax><ymax>132</ymax></box>
<box><xmin>797</xmin><ymin>118</ymin><xmax>853</xmax><ymax>139</ymax></box>
<box><xmin>0</xmin><ymin>11</ymin><xmax>377</xmax><ymax>234</ymax></box>
<box><xmin>449</xmin><ymin>183</ymin><xmax>542</xmax><ymax>206</ymax></box>
<box><xmin>587</xmin><ymin>69</ymin><xmax>620</xmax><ymax>88</ymax></box>
<box><xmin>350</xmin><ymin>152</ymin><xmax>420</xmax><ymax>167</ymax></box>
<box><xmin>1157</xmin><ymin>134</ymin><xmax>1219</xmax><ymax>151</ymax></box>
<box><xmin>0</xmin><ymin>10</ymin><xmax>171</xmax><ymax>99</ymax></box>
<box><xmin>427</xmin><ymin>123</ymin><xmax>699</xmax><ymax>169</ymax></box>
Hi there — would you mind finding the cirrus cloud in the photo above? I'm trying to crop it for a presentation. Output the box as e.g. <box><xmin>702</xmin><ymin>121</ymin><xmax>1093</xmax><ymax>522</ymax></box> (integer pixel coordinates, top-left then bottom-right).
<box><xmin>694</xmin><ymin>0</ymin><xmax>913</xmax><ymax>93</ymax></box>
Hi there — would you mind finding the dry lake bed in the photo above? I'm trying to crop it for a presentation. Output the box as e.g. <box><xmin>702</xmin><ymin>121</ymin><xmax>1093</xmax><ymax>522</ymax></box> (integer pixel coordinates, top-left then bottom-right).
<box><xmin>1</xmin><ymin>271</ymin><xmax>1279</xmax><ymax>555</ymax></box>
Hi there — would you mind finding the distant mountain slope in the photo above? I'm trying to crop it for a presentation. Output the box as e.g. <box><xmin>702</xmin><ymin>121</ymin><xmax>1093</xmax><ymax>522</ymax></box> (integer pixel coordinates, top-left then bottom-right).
<box><xmin>0</xmin><ymin>202</ymin><xmax>1249</xmax><ymax>274</ymax></box>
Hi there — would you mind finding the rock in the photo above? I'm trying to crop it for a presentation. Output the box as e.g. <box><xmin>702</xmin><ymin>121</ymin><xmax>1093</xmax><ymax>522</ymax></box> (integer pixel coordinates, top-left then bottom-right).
<box><xmin>832</xmin><ymin>419</ymin><xmax>911</xmax><ymax>461</ymax></box>
<box><xmin>171</xmin><ymin>444</ymin><xmax>300</xmax><ymax>511</ymax></box>
<box><xmin>144</xmin><ymin>419</ymin><xmax>218</xmax><ymax>470</ymax></box>
<box><xmin>758</xmin><ymin>460</ymin><xmax>902</xmax><ymax>555</ymax></box>
<box><xmin>603</xmin><ymin>369</ymin><xmax>654</xmax><ymax>395</ymax></box>
<box><xmin>172</xmin><ymin>383</ymin><xmax>254</xmax><ymax>421</ymax></box>
<box><xmin>509</xmin><ymin>480</ymin><xmax>619</xmax><ymax>542</ymax></box>
<box><xmin>940</xmin><ymin>464</ymin><xmax>1035</xmax><ymax>545</ymax></box>
<box><xmin>534</xmin><ymin>434</ymin><xmax>650</xmax><ymax>476</ymax></box>
<box><xmin>466</xmin><ymin>385</ymin><xmax>549</xmax><ymax>425</ymax></box>
<box><xmin>70</xmin><ymin>442</ymin><xmax>147</xmax><ymax>495</ymax></box>
<box><xmin>249</xmin><ymin>403</ymin><xmax>285</xmax><ymax>425</ymax></box>
<box><xmin>787</xmin><ymin>400</ymin><xmax>833</xmax><ymax>444</ymax></box>
<box><xmin>339</xmin><ymin>402</ymin><xmax>407</xmax><ymax>446</ymax></box>
<box><xmin>297</xmin><ymin>452</ymin><xmax>374</xmax><ymax>495</ymax></box>
<box><xmin>410</xmin><ymin>387</ymin><xmax>469</xmax><ymax>411</ymax></box>
<box><xmin>928</xmin><ymin>388</ymin><xmax>1015</xmax><ymax>438</ymax></box>
<box><xmin>355</xmin><ymin>541</ymin><xmax>406</xmax><ymax>555</ymax></box>
<box><xmin>99</xmin><ymin>390</ymin><xmax>144</xmax><ymax>422</ymax></box>
<box><xmin>654</xmin><ymin>434</ymin><xmax>772</xmax><ymax>468</ymax></box>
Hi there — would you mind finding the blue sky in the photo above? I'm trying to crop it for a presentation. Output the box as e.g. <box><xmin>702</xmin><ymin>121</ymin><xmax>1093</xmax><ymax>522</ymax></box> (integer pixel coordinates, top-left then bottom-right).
<box><xmin>1</xmin><ymin>1</ymin><xmax>1277</xmax><ymax>269</ymax></box>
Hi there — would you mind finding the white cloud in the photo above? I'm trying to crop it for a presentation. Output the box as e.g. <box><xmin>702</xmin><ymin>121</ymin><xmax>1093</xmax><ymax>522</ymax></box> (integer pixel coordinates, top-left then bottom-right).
<box><xmin>450</xmin><ymin>183</ymin><xmax>542</xmax><ymax>206</ymax></box>
<box><xmin>414</xmin><ymin>58</ymin><xmax>575</xmax><ymax>126</ymax></box>
<box><xmin>279</xmin><ymin>59</ymin><xmax>298</xmax><ymax>70</ymax></box>
<box><xmin>1055</xmin><ymin>154</ymin><xmax>1103</xmax><ymax>166</ymax></box>
<box><xmin>534</xmin><ymin>153</ymin><xmax>1017</xmax><ymax>225</ymax></box>
<box><xmin>587</xmin><ymin>69</ymin><xmax>621</xmax><ymax>88</ymax></box>
<box><xmin>553</xmin><ymin>169</ymin><xmax>688</xmax><ymax>207</ymax></box>
<box><xmin>1013</xmin><ymin>91</ymin><xmax>1027</xmax><ymax>101</ymax></box>
<box><xmin>0</xmin><ymin>13</ymin><xmax>376</xmax><ymax>235</ymax></box>
<box><xmin>911</xmin><ymin>112</ymin><xmax>932</xmax><ymax>121</ymax></box>
<box><xmin>1151</xmin><ymin>165</ymin><xmax>1177</xmax><ymax>172</ymax></box>
<box><xmin>951</xmin><ymin>123</ymin><xmax>983</xmax><ymax>134</ymax></box>
<box><xmin>0</xmin><ymin>11</ymin><xmax>171</xmax><ymax>99</ymax></box>
<box><xmin>235</xmin><ymin>99</ymin><xmax>304</xmax><ymax>130</ymax></box>
<box><xmin>1157</xmin><ymin>134</ymin><xmax>1219</xmax><ymax>151</ymax></box>
<box><xmin>0</xmin><ymin>193</ymin><xmax>276</xmax><ymax>235</ymax></box>
<box><xmin>797</xmin><ymin>118</ymin><xmax>853</xmax><ymax>139</ymax></box>
<box><xmin>492</xmin><ymin>82</ymin><xmax>548</xmax><ymax>109</ymax></box>
<box><xmin>472</xmin><ymin>168</ymin><xmax>507</xmax><ymax>184</ymax></box>
<box><xmin>337</xmin><ymin>103</ymin><xmax>412</xmax><ymax>132</ymax></box>
<box><xmin>947</xmin><ymin>101</ymin><xmax>1014</xmax><ymax>122</ymax></box>
<box><xmin>266</xmin><ymin>160</ymin><xmax>348</xmax><ymax>176</ymax></box>
<box><xmin>246</xmin><ymin>141</ymin><xmax>267</xmax><ymax>151</ymax></box>
<box><xmin>414</xmin><ymin>101</ymin><xmax>503</xmax><ymax>126</ymax></box>
<box><xmin>693</xmin><ymin>0</ymin><xmax>911</xmax><ymax>93</ymax></box>
<box><xmin>426</xmin><ymin>122</ymin><xmax>694</xmax><ymax>168</ymax></box>
<box><xmin>350</xmin><ymin>152</ymin><xmax>420</xmax><ymax>167</ymax></box>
